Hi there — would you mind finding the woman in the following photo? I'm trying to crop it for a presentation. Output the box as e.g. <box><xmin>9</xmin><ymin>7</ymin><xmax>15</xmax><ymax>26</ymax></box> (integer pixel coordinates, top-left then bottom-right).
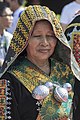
<box><xmin>65</xmin><ymin>13</ymin><xmax>80</xmax><ymax>120</ymax></box>
<box><xmin>0</xmin><ymin>5</ymin><xmax>78</xmax><ymax>120</ymax></box>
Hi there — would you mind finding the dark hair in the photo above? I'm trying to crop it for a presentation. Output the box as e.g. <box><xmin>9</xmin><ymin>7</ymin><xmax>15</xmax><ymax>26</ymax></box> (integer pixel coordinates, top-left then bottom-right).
<box><xmin>0</xmin><ymin>2</ymin><xmax>10</xmax><ymax>16</ymax></box>
<box><xmin>18</xmin><ymin>0</ymin><xmax>24</xmax><ymax>5</ymax></box>
<box><xmin>2</xmin><ymin>0</ymin><xmax>24</xmax><ymax>5</ymax></box>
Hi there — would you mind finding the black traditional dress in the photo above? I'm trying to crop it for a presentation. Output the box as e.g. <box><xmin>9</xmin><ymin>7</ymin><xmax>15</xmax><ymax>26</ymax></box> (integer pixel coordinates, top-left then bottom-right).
<box><xmin>0</xmin><ymin>5</ymin><xmax>78</xmax><ymax>120</ymax></box>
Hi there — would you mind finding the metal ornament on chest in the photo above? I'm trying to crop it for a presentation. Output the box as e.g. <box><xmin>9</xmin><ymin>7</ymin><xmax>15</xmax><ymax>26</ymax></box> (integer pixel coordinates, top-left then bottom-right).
<box><xmin>32</xmin><ymin>82</ymin><xmax>72</xmax><ymax>103</ymax></box>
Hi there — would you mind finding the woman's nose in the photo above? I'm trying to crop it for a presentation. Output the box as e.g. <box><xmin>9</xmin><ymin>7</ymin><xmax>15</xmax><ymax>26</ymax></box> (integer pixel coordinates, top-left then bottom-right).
<box><xmin>41</xmin><ymin>36</ymin><xmax>49</xmax><ymax>45</ymax></box>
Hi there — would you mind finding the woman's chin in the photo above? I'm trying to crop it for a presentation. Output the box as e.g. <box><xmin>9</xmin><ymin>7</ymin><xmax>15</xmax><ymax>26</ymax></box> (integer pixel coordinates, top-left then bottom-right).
<box><xmin>38</xmin><ymin>56</ymin><xmax>50</xmax><ymax>61</ymax></box>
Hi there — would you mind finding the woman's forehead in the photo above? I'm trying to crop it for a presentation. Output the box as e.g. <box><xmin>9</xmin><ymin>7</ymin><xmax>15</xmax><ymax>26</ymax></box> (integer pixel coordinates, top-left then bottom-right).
<box><xmin>33</xmin><ymin>20</ymin><xmax>53</xmax><ymax>30</ymax></box>
<box><xmin>35</xmin><ymin>20</ymin><xmax>52</xmax><ymax>26</ymax></box>
<box><xmin>30</xmin><ymin>20</ymin><xmax>54</xmax><ymax>36</ymax></box>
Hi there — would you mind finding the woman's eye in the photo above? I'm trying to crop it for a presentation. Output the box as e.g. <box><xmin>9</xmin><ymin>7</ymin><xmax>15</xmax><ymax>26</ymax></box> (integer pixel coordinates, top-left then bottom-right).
<box><xmin>32</xmin><ymin>35</ymin><xmax>42</xmax><ymax>40</ymax></box>
<box><xmin>31</xmin><ymin>35</ymin><xmax>57</xmax><ymax>41</ymax></box>
<box><xmin>33</xmin><ymin>35</ymin><xmax>41</xmax><ymax>37</ymax></box>
<box><xmin>33</xmin><ymin>35</ymin><xmax>41</xmax><ymax>38</ymax></box>
<box><xmin>47</xmin><ymin>35</ymin><xmax>56</xmax><ymax>39</ymax></box>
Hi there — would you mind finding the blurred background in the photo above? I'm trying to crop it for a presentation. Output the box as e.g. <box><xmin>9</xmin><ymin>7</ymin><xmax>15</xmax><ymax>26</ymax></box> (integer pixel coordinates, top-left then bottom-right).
<box><xmin>25</xmin><ymin>0</ymin><xmax>73</xmax><ymax>14</ymax></box>
<box><xmin>23</xmin><ymin>0</ymin><xmax>73</xmax><ymax>20</ymax></box>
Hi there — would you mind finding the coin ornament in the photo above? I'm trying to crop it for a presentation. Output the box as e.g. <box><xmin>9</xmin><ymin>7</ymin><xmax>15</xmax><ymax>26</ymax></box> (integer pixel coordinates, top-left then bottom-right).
<box><xmin>63</xmin><ymin>83</ymin><xmax>72</xmax><ymax>92</ymax></box>
<box><xmin>32</xmin><ymin>85</ymin><xmax>49</xmax><ymax>100</ymax></box>
<box><xmin>54</xmin><ymin>87</ymin><xmax>68</xmax><ymax>102</ymax></box>
<box><xmin>32</xmin><ymin>82</ymin><xmax>72</xmax><ymax>103</ymax></box>
<box><xmin>45</xmin><ymin>82</ymin><xmax>53</xmax><ymax>93</ymax></box>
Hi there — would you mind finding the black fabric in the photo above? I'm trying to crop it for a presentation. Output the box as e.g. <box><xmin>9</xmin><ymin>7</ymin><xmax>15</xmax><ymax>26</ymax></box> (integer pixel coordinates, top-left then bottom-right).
<box><xmin>65</xmin><ymin>15</ymin><xmax>80</xmax><ymax>37</ymax></box>
<box><xmin>65</xmin><ymin>15</ymin><xmax>80</xmax><ymax>120</ymax></box>
<box><xmin>73</xmin><ymin>78</ymin><xmax>80</xmax><ymax>120</ymax></box>
<box><xmin>2</xmin><ymin>72</ymin><xmax>39</xmax><ymax>120</ymax></box>
<box><xmin>69</xmin><ymin>15</ymin><xmax>80</xmax><ymax>24</ymax></box>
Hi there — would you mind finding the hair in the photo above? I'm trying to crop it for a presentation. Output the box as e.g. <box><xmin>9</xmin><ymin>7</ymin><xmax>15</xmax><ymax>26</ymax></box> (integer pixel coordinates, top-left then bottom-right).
<box><xmin>0</xmin><ymin>1</ymin><xmax>10</xmax><ymax>16</ymax></box>
<box><xmin>3</xmin><ymin>0</ymin><xmax>24</xmax><ymax>5</ymax></box>
<box><xmin>18</xmin><ymin>0</ymin><xmax>24</xmax><ymax>5</ymax></box>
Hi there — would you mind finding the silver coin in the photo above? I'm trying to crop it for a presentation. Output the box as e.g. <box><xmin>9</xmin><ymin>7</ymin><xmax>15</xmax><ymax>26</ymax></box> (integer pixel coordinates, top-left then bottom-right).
<box><xmin>63</xmin><ymin>83</ymin><xmax>72</xmax><ymax>92</ymax></box>
<box><xmin>54</xmin><ymin>87</ymin><xmax>68</xmax><ymax>102</ymax></box>
<box><xmin>32</xmin><ymin>85</ymin><xmax>49</xmax><ymax>100</ymax></box>
<box><xmin>45</xmin><ymin>82</ymin><xmax>53</xmax><ymax>93</ymax></box>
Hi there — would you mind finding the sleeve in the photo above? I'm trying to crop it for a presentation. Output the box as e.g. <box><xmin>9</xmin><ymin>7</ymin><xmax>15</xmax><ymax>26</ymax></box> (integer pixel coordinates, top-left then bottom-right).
<box><xmin>73</xmin><ymin>77</ymin><xmax>80</xmax><ymax>120</ymax></box>
<box><xmin>1</xmin><ymin>72</ymin><xmax>39</xmax><ymax>120</ymax></box>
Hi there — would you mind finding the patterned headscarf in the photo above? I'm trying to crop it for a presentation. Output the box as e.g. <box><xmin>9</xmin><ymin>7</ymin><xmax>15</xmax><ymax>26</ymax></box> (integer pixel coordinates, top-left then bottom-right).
<box><xmin>65</xmin><ymin>15</ymin><xmax>80</xmax><ymax>66</ymax></box>
<box><xmin>0</xmin><ymin>5</ymin><xmax>79</xmax><ymax>80</ymax></box>
<box><xmin>65</xmin><ymin>14</ymin><xmax>80</xmax><ymax>80</ymax></box>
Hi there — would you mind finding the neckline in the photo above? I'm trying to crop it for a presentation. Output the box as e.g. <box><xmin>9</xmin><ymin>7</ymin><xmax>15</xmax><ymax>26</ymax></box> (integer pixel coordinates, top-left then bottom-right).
<box><xmin>25</xmin><ymin>57</ymin><xmax>51</xmax><ymax>75</ymax></box>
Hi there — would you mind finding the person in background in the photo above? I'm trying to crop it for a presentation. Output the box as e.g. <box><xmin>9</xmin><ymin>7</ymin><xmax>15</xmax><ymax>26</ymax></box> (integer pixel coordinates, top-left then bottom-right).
<box><xmin>0</xmin><ymin>1</ymin><xmax>13</xmax><ymax>68</ymax></box>
<box><xmin>25</xmin><ymin>0</ymin><xmax>40</xmax><ymax>7</ymax></box>
<box><xmin>5</xmin><ymin>0</ymin><xmax>25</xmax><ymax>34</ymax></box>
<box><xmin>60</xmin><ymin>0</ymin><xmax>80</xmax><ymax>32</ymax></box>
<box><xmin>65</xmin><ymin>12</ymin><xmax>80</xmax><ymax>120</ymax></box>
<box><xmin>0</xmin><ymin>5</ymin><xmax>79</xmax><ymax>120</ymax></box>
<box><xmin>27</xmin><ymin>0</ymin><xmax>40</xmax><ymax>5</ymax></box>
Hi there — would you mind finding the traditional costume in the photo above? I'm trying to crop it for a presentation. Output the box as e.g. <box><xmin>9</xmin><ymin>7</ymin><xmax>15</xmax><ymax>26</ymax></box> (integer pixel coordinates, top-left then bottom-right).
<box><xmin>0</xmin><ymin>5</ymin><xmax>79</xmax><ymax>120</ymax></box>
<box><xmin>65</xmin><ymin>14</ymin><xmax>80</xmax><ymax>120</ymax></box>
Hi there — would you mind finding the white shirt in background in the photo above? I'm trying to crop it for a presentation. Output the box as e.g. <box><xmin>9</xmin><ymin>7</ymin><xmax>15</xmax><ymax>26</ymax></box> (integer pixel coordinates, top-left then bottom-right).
<box><xmin>60</xmin><ymin>1</ymin><xmax>80</xmax><ymax>25</ymax></box>
<box><xmin>0</xmin><ymin>30</ymin><xmax>13</xmax><ymax>66</ymax></box>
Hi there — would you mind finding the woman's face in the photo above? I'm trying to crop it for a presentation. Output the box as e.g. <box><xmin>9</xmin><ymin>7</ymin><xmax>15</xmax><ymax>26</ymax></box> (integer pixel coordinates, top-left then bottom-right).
<box><xmin>27</xmin><ymin>20</ymin><xmax>57</xmax><ymax>61</ymax></box>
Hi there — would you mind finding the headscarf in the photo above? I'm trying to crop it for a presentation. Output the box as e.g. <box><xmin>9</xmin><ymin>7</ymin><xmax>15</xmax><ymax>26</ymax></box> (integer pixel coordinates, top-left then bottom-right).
<box><xmin>65</xmin><ymin>14</ymin><xmax>80</xmax><ymax>80</ymax></box>
<box><xmin>0</xmin><ymin>5</ymin><xmax>79</xmax><ymax>80</ymax></box>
